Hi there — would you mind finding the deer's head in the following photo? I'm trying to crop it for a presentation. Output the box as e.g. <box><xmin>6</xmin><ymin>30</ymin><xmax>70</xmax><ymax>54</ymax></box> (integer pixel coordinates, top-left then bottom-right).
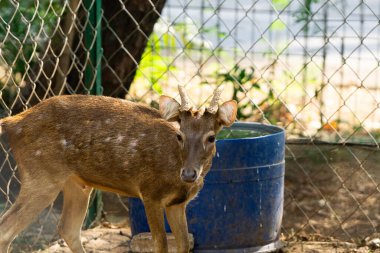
<box><xmin>159</xmin><ymin>86</ymin><xmax>237</xmax><ymax>183</ymax></box>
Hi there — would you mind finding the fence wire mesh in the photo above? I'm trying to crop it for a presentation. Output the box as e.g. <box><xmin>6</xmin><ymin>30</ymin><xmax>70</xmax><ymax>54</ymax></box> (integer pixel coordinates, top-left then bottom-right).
<box><xmin>0</xmin><ymin>0</ymin><xmax>380</xmax><ymax>251</ymax></box>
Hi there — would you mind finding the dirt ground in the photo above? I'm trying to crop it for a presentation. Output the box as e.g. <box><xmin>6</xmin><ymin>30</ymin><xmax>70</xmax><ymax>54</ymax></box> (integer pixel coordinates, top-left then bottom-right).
<box><xmin>283</xmin><ymin>143</ymin><xmax>380</xmax><ymax>241</ymax></box>
<box><xmin>5</xmin><ymin>143</ymin><xmax>380</xmax><ymax>252</ymax></box>
<box><xmin>30</xmin><ymin>225</ymin><xmax>380</xmax><ymax>253</ymax></box>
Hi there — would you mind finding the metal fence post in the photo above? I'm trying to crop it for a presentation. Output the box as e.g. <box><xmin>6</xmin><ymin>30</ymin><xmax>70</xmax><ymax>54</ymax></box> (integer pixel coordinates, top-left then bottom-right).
<box><xmin>85</xmin><ymin>0</ymin><xmax>103</xmax><ymax>96</ymax></box>
<box><xmin>84</xmin><ymin>0</ymin><xmax>103</xmax><ymax>228</ymax></box>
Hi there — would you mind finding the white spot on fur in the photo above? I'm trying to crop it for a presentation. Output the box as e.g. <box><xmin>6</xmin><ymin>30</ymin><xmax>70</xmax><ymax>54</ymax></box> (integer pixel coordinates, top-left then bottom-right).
<box><xmin>105</xmin><ymin>137</ymin><xmax>111</xmax><ymax>142</ymax></box>
<box><xmin>105</xmin><ymin>119</ymin><xmax>111</xmax><ymax>124</ymax></box>
<box><xmin>129</xmin><ymin>139</ymin><xmax>138</xmax><ymax>150</ymax></box>
<box><xmin>35</xmin><ymin>150</ymin><xmax>41</xmax><ymax>156</ymax></box>
<box><xmin>61</xmin><ymin>139</ymin><xmax>68</xmax><ymax>148</ymax></box>
<box><xmin>55</xmin><ymin>100</ymin><xmax>67</xmax><ymax>109</ymax></box>
<box><xmin>116</xmin><ymin>134</ymin><xmax>124</xmax><ymax>143</ymax></box>
<box><xmin>57</xmin><ymin>99</ymin><xmax>67</xmax><ymax>106</ymax></box>
<box><xmin>16</xmin><ymin>127</ymin><xmax>22</xmax><ymax>134</ymax></box>
<box><xmin>139</xmin><ymin>133</ymin><xmax>145</xmax><ymax>138</ymax></box>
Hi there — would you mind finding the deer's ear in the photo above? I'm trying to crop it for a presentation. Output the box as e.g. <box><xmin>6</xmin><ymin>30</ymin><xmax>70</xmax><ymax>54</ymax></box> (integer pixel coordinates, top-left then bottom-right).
<box><xmin>218</xmin><ymin>100</ymin><xmax>238</xmax><ymax>127</ymax></box>
<box><xmin>159</xmin><ymin>95</ymin><xmax>180</xmax><ymax>121</ymax></box>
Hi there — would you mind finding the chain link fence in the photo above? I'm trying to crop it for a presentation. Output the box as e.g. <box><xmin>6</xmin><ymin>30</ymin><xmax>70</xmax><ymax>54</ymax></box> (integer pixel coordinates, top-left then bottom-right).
<box><xmin>1</xmin><ymin>0</ymin><xmax>380</xmax><ymax>251</ymax></box>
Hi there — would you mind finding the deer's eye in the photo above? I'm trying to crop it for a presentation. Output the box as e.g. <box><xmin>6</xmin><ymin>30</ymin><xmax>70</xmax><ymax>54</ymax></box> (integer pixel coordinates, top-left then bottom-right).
<box><xmin>208</xmin><ymin>135</ymin><xmax>216</xmax><ymax>143</ymax></box>
<box><xmin>176</xmin><ymin>134</ymin><xmax>183</xmax><ymax>142</ymax></box>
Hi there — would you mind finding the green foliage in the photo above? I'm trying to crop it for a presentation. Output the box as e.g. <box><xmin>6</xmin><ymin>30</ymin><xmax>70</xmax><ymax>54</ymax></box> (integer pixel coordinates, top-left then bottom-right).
<box><xmin>135</xmin><ymin>24</ymin><xmax>178</xmax><ymax>94</ymax></box>
<box><xmin>218</xmin><ymin>65</ymin><xmax>293</xmax><ymax>125</ymax></box>
<box><xmin>270</xmin><ymin>19</ymin><xmax>286</xmax><ymax>31</ymax></box>
<box><xmin>0</xmin><ymin>0</ymin><xmax>62</xmax><ymax>74</ymax></box>
<box><xmin>294</xmin><ymin>0</ymin><xmax>321</xmax><ymax>23</ymax></box>
<box><xmin>272</xmin><ymin>0</ymin><xmax>291</xmax><ymax>10</ymax></box>
<box><xmin>0</xmin><ymin>0</ymin><xmax>62</xmax><ymax>105</ymax></box>
<box><xmin>171</xmin><ymin>20</ymin><xmax>216</xmax><ymax>51</ymax></box>
<box><xmin>135</xmin><ymin>19</ymin><xmax>220</xmax><ymax>94</ymax></box>
<box><xmin>218</xmin><ymin>65</ymin><xmax>273</xmax><ymax>121</ymax></box>
<box><xmin>270</xmin><ymin>0</ymin><xmax>323</xmax><ymax>31</ymax></box>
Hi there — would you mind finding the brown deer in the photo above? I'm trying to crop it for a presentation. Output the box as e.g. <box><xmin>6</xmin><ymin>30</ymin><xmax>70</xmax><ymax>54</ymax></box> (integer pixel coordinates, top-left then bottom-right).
<box><xmin>0</xmin><ymin>86</ymin><xmax>237</xmax><ymax>253</ymax></box>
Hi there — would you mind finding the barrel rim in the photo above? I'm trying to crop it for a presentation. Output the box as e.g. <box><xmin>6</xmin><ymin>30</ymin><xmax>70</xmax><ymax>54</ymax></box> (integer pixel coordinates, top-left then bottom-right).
<box><xmin>217</xmin><ymin>122</ymin><xmax>285</xmax><ymax>142</ymax></box>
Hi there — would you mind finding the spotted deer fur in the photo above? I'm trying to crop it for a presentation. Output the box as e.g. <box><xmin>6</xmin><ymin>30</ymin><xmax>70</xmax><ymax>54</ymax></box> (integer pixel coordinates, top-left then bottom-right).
<box><xmin>0</xmin><ymin>87</ymin><xmax>237</xmax><ymax>253</ymax></box>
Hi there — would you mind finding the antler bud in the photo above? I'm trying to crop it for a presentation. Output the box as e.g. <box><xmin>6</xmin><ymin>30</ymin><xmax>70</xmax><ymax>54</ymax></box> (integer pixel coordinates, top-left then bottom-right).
<box><xmin>178</xmin><ymin>85</ymin><xmax>192</xmax><ymax>111</ymax></box>
<box><xmin>206</xmin><ymin>85</ymin><xmax>224</xmax><ymax>114</ymax></box>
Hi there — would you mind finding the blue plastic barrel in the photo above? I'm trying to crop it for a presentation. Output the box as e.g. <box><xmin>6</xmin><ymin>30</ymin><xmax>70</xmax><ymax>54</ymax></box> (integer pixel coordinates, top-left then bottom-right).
<box><xmin>129</xmin><ymin>122</ymin><xmax>285</xmax><ymax>252</ymax></box>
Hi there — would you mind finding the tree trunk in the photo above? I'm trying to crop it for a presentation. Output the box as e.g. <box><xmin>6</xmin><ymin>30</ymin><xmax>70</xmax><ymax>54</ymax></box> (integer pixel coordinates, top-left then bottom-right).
<box><xmin>15</xmin><ymin>0</ymin><xmax>166</xmax><ymax>113</ymax></box>
<box><xmin>101</xmin><ymin>0</ymin><xmax>167</xmax><ymax>98</ymax></box>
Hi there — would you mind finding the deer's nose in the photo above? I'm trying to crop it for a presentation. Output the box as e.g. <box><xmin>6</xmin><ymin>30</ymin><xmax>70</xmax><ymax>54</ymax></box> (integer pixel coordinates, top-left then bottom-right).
<box><xmin>181</xmin><ymin>168</ymin><xmax>197</xmax><ymax>183</ymax></box>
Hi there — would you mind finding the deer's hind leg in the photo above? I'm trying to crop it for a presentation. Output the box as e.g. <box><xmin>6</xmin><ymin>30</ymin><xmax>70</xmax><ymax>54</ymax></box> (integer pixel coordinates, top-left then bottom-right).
<box><xmin>0</xmin><ymin>168</ymin><xmax>64</xmax><ymax>253</ymax></box>
<box><xmin>58</xmin><ymin>177</ymin><xmax>93</xmax><ymax>253</ymax></box>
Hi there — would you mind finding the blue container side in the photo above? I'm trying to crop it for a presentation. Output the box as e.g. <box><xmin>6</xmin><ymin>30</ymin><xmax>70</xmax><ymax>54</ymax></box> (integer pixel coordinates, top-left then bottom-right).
<box><xmin>214</xmin><ymin>124</ymin><xmax>285</xmax><ymax>169</ymax></box>
<box><xmin>186</xmin><ymin>164</ymin><xmax>284</xmax><ymax>249</ymax></box>
<box><xmin>205</xmin><ymin>162</ymin><xmax>284</xmax><ymax>184</ymax></box>
<box><xmin>129</xmin><ymin>122</ymin><xmax>285</xmax><ymax>251</ymax></box>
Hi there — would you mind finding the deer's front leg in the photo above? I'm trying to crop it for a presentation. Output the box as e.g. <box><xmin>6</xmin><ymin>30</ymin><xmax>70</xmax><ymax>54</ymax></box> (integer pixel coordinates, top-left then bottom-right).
<box><xmin>143</xmin><ymin>200</ymin><xmax>168</xmax><ymax>253</ymax></box>
<box><xmin>165</xmin><ymin>203</ymin><xmax>190</xmax><ymax>253</ymax></box>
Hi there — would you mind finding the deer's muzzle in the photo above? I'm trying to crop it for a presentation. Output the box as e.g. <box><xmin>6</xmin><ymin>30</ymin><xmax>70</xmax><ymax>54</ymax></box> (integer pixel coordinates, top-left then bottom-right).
<box><xmin>180</xmin><ymin>168</ymin><xmax>198</xmax><ymax>183</ymax></box>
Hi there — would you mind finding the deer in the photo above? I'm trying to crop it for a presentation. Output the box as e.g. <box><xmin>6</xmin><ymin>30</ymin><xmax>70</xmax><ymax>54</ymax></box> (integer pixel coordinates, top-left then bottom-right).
<box><xmin>0</xmin><ymin>85</ymin><xmax>237</xmax><ymax>253</ymax></box>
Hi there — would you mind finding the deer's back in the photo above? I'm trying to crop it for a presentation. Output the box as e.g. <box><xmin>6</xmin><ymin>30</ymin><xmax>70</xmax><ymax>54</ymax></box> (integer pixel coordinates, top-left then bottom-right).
<box><xmin>2</xmin><ymin>95</ymin><xmax>184</xmax><ymax>196</ymax></box>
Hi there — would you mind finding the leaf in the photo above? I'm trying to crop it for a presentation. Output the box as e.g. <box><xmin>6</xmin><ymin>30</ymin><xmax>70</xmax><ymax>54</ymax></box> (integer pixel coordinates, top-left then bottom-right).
<box><xmin>238</xmin><ymin>69</ymin><xmax>246</xmax><ymax>82</ymax></box>
<box><xmin>270</xmin><ymin>20</ymin><xmax>286</xmax><ymax>31</ymax></box>
<box><xmin>217</xmin><ymin>31</ymin><xmax>226</xmax><ymax>39</ymax></box>
<box><xmin>152</xmin><ymin>82</ymin><xmax>163</xmax><ymax>95</ymax></box>
<box><xmin>272</xmin><ymin>0</ymin><xmax>290</xmax><ymax>10</ymax></box>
